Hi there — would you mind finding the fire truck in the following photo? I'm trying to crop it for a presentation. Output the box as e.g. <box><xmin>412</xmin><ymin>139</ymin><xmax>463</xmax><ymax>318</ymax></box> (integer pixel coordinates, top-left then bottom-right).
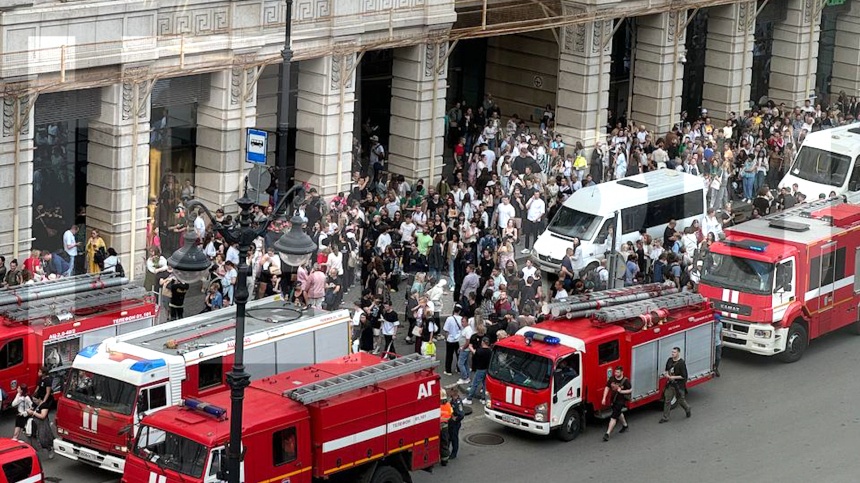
<box><xmin>484</xmin><ymin>284</ymin><xmax>716</xmax><ymax>440</ymax></box>
<box><xmin>0</xmin><ymin>273</ymin><xmax>158</xmax><ymax>406</ymax></box>
<box><xmin>0</xmin><ymin>438</ymin><xmax>43</xmax><ymax>483</ymax></box>
<box><xmin>700</xmin><ymin>197</ymin><xmax>860</xmax><ymax>362</ymax></box>
<box><xmin>54</xmin><ymin>296</ymin><xmax>352</xmax><ymax>473</ymax></box>
<box><xmin>121</xmin><ymin>352</ymin><xmax>440</xmax><ymax>483</ymax></box>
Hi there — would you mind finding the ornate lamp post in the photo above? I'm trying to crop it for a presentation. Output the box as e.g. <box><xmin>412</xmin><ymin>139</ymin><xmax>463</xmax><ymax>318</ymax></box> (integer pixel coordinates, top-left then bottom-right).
<box><xmin>167</xmin><ymin>183</ymin><xmax>314</xmax><ymax>483</ymax></box>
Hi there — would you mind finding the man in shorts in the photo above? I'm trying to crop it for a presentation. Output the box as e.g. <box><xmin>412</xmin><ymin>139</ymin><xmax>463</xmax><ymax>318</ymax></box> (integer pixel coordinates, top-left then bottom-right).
<box><xmin>602</xmin><ymin>366</ymin><xmax>632</xmax><ymax>441</ymax></box>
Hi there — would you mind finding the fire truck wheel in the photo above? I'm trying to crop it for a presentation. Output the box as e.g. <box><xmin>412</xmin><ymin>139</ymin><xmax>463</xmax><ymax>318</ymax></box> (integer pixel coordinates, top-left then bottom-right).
<box><xmin>778</xmin><ymin>322</ymin><xmax>808</xmax><ymax>363</ymax></box>
<box><xmin>370</xmin><ymin>465</ymin><xmax>404</xmax><ymax>483</ymax></box>
<box><xmin>556</xmin><ymin>408</ymin><xmax>582</xmax><ymax>442</ymax></box>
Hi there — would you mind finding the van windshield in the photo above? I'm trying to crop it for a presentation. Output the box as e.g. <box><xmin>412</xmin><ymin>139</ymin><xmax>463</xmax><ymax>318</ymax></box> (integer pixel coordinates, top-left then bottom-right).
<box><xmin>789</xmin><ymin>146</ymin><xmax>851</xmax><ymax>187</ymax></box>
<box><xmin>133</xmin><ymin>425</ymin><xmax>207</xmax><ymax>478</ymax></box>
<box><xmin>701</xmin><ymin>253</ymin><xmax>774</xmax><ymax>295</ymax></box>
<box><xmin>65</xmin><ymin>369</ymin><xmax>137</xmax><ymax>415</ymax></box>
<box><xmin>489</xmin><ymin>346</ymin><xmax>552</xmax><ymax>390</ymax></box>
<box><xmin>547</xmin><ymin>206</ymin><xmax>600</xmax><ymax>240</ymax></box>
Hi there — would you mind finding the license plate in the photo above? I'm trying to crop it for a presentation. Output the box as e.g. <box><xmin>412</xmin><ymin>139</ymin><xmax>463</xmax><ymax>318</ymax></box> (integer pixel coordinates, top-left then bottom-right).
<box><xmin>723</xmin><ymin>330</ymin><xmax>744</xmax><ymax>339</ymax></box>
<box><xmin>500</xmin><ymin>414</ymin><xmax>521</xmax><ymax>426</ymax></box>
<box><xmin>78</xmin><ymin>450</ymin><xmax>101</xmax><ymax>464</ymax></box>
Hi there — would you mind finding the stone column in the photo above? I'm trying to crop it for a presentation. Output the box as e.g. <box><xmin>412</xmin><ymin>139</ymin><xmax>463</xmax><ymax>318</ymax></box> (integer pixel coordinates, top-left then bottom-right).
<box><xmin>632</xmin><ymin>11</ymin><xmax>687</xmax><ymax>134</ymax></box>
<box><xmin>295</xmin><ymin>53</ymin><xmax>355</xmax><ymax>196</ymax></box>
<box><xmin>555</xmin><ymin>19</ymin><xmax>611</xmax><ymax>150</ymax></box>
<box><xmin>0</xmin><ymin>92</ymin><xmax>34</xmax><ymax>259</ymax></box>
<box><xmin>768</xmin><ymin>0</ymin><xmax>821</xmax><ymax>106</ymax></box>
<box><xmin>86</xmin><ymin>73</ymin><xmax>150</xmax><ymax>277</ymax></box>
<box><xmin>702</xmin><ymin>2</ymin><xmax>755</xmax><ymax>122</ymax></box>
<box><xmin>195</xmin><ymin>67</ymin><xmax>258</xmax><ymax>213</ymax></box>
<box><xmin>388</xmin><ymin>42</ymin><xmax>447</xmax><ymax>184</ymax></box>
<box><xmin>831</xmin><ymin>1</ymin><xmax>860</xmax><ymax>97</ymax></box>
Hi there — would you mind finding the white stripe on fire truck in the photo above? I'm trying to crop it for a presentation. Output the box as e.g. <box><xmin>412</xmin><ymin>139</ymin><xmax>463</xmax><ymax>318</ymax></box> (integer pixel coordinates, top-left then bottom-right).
<box><xmin>91</xmin><ymin>412</ymin><xmax>98</xmax><ymax>431</ymax></box>
<box><xmin>83</xmin><ymin>412</ymin><xmax>89</xmax><ymax>431</ymax></box>
<box><xmin>514</xmin><ymin>388</ymin><xmax>522</xmax><ymax>406</ymax></box>
<box><xmin>720</xmin><ymin>289</ymin><xmax>730</xmax><ymax>317</ymax></box>
<box><xmin>18</xmin><ymin>474</ymin><xmax>41</xmax><ymax>483</ymax></box>
<box><xmin>804</xmin><ymin>275</ymin><xmax>855</xmax><ymax>301</ymax></box>
<box><xmin>148</xmin><ymin>473</ymin><xmax>167</xmax><ymax>483</ymax></box>
<box><xmin>505</xmin><ymin>386</ymin><xmax>513</xmax><ymax>404</ymax></box>
<box><xmin>322</xmin><ymin>408</ymin><xmax>442</xmax><ymax>454</ymax></box>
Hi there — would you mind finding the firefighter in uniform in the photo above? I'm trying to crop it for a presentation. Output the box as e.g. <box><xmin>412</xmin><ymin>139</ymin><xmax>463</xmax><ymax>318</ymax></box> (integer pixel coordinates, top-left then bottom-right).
<box><xmin>440</xmin><ymin>388</ymin><xmax>453</xmax><ymax>466</ymax></box>
<box><xmin>447</xmin><ymin>385</ymin><xmax>465</xmax><ymax>460</ymax></box>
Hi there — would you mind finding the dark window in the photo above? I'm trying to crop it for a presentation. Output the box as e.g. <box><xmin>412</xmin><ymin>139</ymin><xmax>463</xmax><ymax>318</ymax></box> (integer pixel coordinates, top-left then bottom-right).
<box><xmin>810</xmin><ymin>255</ymin><xmax>821</xmax><ymax>289</ymax></box>
<box><xmin>620</xmin><ymin>190</ymin><xmax>704</xmax><ymax>235</ymax></box>
<box><xmin>0</xmin><ymin>338</ymin><xmax>24</xmax><ymax>370</ymax></box>
<box><xmin>273</xmin><ymin>427</ymin><xmax>297</xmax><ymax>466</ymax></box>
<box><xmin>598</xmin><ymin>340</ymin><xmax>620</xmax><ymax>365</ymax></box>
<box><xmin>198</xmin><ymin>358</ymin><xmax>223</xmax><ymax>390</ymax></box>
<box><xmin>835</xmin><ymin>247</ymin><xmax>846</xmax><ymax>281</ymax></box>
<box><xmin>621</xmin><ymin>204</ymin><xmax>647</xmax><ymax>234</ymax></box>
<box><xmin>139</xmin><ymin>385</ymin><xmax>168</xmax><ymax>413</ymax></box>
<box><xmin>681</xmin><ymin>190</ymin><xmax>705</xmax><ymax>219</ymax></box>
<box><xmin>2</xmin><ymin>457</ymin><xmax>33</xmax><ymax>483</ymax></box>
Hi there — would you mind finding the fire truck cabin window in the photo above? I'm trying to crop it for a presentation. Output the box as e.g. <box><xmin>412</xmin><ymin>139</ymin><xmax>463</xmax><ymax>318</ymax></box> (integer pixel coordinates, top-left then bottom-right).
<box><xmin>598</xmin><ymin>340</ymin><xmax>620</xmax><ymax>365</ymax></box>
<box><xmin>133</xmin><ymin>425</ymin><xmax>206</xmax><ymax>478</ymax></box>
<box><xmin>273</xmin><ymin>427</ymin><xmax>297</xmax><ymax>466</ymax></box>
<box><xmin>0</xmin><ymin>338</ymin><xmax>24</xmax><ymax>370</ymax></box>
<box><xmin>2</xmin><ymin>455</ymin><xmax>33</xmax><ymax>483</ymax></box>
<box><xmin>139</xmin><ymin>385</ymin><xmax>168</xmax><ymax>413</ymax></box>
<box><xmin>198</xmin><ymin>357</ymin><xmax>223</xmax><ymax>390</ymax></box>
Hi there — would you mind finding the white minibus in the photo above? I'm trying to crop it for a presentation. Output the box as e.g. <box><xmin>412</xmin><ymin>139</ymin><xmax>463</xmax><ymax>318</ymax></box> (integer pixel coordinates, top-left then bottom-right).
<box><xmin>531</xmin><ymin>169</ymin><xmax>706</xmax><ymax>274</ymax></box>
<box><xmin>779</xmin><ymin>124</ymin><xmax>860</xmax><ymax>199</ymax></box>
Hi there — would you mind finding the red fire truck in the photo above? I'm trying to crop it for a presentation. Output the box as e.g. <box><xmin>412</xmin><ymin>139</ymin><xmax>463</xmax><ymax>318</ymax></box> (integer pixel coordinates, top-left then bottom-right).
<box><xmin>484</xmin><ymin>285</ymin><xmax>716</xmax><ymax>440</ymax></box>
<box><xmin>121</xmin><ymin>353</ymin><xmax>441</xmax><ymax>483</ymax></box>
<box><xmin>54</xmin><ymin>296</ymin><xmax>351</xmax><ymax>473</ymax></box>
<box><xmin>0</xmin><ymin>438</ymin><xmax>43</xmax><ymax>483</ymax></box>
<box><xmin>0</xmin><ymin>273</ymin><xmax>158</xmax><ymax>406</ymax></box>
<box><xmin>700</xmin><ymin>197</ymin><xmax>860</xmax><ymax>362</ymax></box>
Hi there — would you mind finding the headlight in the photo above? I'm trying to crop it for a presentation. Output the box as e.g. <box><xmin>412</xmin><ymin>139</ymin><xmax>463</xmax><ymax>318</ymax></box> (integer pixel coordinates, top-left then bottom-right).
<box><xmin>57</xmin><ymin>427</ymin><xmax>68</xmax><ymax>435</ymax></box>
<box><xmin>114</xmin><ymin>445</ymin><xmax>128</xmax><ymax>453</ymax></box>
<box><xmin>534</xmin><ymin>403</ymin><xmax>548</xmax><ymax>422</ymax></box>
<box><xmin>754</xmin><ymin>329</ymin><xmax>772</xmax><ymax>338</ymax></box>
<box><xmin>485</xmin><ymin>392</ymin><xmax>492</xmax><ymax>409</ymax></box>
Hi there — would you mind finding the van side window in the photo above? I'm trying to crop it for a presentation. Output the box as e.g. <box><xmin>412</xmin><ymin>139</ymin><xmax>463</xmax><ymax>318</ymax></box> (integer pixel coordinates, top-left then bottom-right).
<box><xmin>598</xmin><ymin>340</ymin><xmax>620</xmax><ymax>365</ymax></box>
<box><xmin>619</xmin><ymin>190</ymin><xmax>704</xmax><ymax>235</ymax></box>
<box><xmin>198</xmin><ymin>357</ymin><xmax>223</xmax><ymax>390</ymax></box>
<box><xmin>273</xmin><ymin>427</ymin><xmax>297</xmax><ymax>466</ymax></box>
<box><xmin>0</xmin><ymin>338</ymin><xmax>24</xmax><ymax>370</ymax></box>
<box><xmin>2</xmin><ymin>457</ymin><xmax>34</xmax><ymax>483</ymax></box>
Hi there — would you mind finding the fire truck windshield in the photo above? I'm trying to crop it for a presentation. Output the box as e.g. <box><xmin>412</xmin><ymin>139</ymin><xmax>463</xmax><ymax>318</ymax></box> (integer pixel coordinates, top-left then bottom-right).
<box><xmin>788</xmin><ymin>146</ymin><xmax>851</xmax><ymax>187</ymax></box>
<box><xmin>488</xmin><ymin>346</ymin><xmax>552</xmax><ymax>390</ymax></box>
<box><xmin>133</xmin><ymin>424</ymin><xmax>207</xmax><ymax>478</ymax></box>
<box><xmin>701</xmin><ymin>253</ymin><xmax>774</xmax><ymax>295</ymax></box>
<box><xmin>65</xmin><ymin>369</ymin><xmax>137</xmax><ymax>416</ymax></box>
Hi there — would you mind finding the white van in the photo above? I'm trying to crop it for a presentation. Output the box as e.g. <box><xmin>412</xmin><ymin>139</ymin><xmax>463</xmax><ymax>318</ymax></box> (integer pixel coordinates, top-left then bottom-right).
<box><xmin>530</xmin><ymin>169</ymin><xmax>706</xmax><ymax>274</ymax></box>
<box><xmin>779</xmin><ymin>125</ymin><xmax>860</xmax><ymax>199</ymax></box>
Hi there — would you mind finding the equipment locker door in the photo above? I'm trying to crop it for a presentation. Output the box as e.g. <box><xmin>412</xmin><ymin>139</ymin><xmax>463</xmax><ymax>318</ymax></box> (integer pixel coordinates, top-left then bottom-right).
<box><xmin>550</xmin><ymin>354</ymin><xmax>582</xmax><ymax>425</ymax></box>
<box><xmin>816</xmin><ymin>243</ymin><xmax>837</xmax><ymax>335</ymax></box>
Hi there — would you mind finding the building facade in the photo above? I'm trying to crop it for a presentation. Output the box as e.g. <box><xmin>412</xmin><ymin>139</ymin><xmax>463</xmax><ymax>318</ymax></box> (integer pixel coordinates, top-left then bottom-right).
<box><xmin>0</xmin><ymin>0</ymin><xmax>856</xmax><ymax>276</ymax></box>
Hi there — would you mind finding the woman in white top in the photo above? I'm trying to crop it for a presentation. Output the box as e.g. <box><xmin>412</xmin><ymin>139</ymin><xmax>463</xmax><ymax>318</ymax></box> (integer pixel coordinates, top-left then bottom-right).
<box><xmin>144</xmin><ymin>247</ymin><xmax>168</xmax><ymax>292</ymax></box>
<box><xmin>327</xmin><ymin>244</ymin><xmax>344</xmax><ymax>278</ymax></box>
<box><xmin>102</xmin><ymin>248</ymin><xmax>119</xmax><ymax>273</ymax></box>
<box><xmin>11</xmin><ymin>384</ymin><xmax>33</xmax><ymax>442</ymax></box>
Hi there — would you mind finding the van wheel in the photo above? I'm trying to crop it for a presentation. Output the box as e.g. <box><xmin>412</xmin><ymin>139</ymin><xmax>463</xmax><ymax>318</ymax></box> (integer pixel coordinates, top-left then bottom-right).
<box><xmin>556</xmin><ymin>408</ymin><xmax>582</xmax><ymax>442</ymax></box>
<box><xmin>778</xmin><ymin>323</ymin><xmax>808</xmax><ymax>363</ymax></box>
<box><xmin>371</xmin><ymin>465</ymin><xmax>404</xmax><ymax>483</ymax></box>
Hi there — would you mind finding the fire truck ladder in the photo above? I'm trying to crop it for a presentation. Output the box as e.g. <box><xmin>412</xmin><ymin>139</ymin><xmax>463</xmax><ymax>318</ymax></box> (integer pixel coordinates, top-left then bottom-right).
<box><xmin>1</xmin><ymin>285</ymin><xmax>147</xmax><ymax>322</ymax></box>
<box><xmin>284</xmin><ymin>353</ymin><xmax>439</xmax><ymax>405</ymax></box>
<box><xmin>592</xmin><ymin>292</ymin><xmax>706</xmax><ymax>326</ymax></box>
<box><xmin>764</xmin><ymin>196</ymin><xmax>843</xmax><ymax>222</ymax></box>
<box><xmin>545</xmin><ymin>282</ymin><xmax>677</xmax><ymax>317</ymax></box>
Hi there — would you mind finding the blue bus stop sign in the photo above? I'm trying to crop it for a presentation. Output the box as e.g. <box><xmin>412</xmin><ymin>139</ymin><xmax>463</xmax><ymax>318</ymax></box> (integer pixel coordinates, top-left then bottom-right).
<box><xmin>246</xmin><ymin>128</ymin><xmax>268</xmax><ymax>164</ymax></box>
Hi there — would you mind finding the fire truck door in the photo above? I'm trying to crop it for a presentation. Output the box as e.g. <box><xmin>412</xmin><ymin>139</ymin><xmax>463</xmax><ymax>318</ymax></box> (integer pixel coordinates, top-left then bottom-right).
<box><xmin>204</xmin><ymin>446</ymin><xmax>245</xmax><ymax>483</ymax></box>
<box><xmin>773</xmin><ymin>258</ymin><xmax>796</xmax><ymax>319</ymax></box>
<box><xmin>0</xmin><ymin>337</ymin><xmax>26</xmax><ymax>398</ymax></box>
<box><xmin>817</xmin><ymin>244</ymin><xmax>837</xmax><ymax>331</ymax></box>
<box><xmin>550</xmin><ymin>354</ymin><xmax>582</xmax><ymax>424</ymax></box>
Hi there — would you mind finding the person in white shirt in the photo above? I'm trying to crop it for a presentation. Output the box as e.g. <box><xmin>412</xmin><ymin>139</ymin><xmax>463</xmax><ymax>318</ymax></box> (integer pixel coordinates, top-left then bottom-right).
<box><xmin>553</xmin><ymin>280</ymin><xmax>568</xmax><ymax>300</ymax></box>
<box><xmin>226</xmin><ymin>243</ymin><xmax>241</xmax><ymax>266</ymax></box>
<box><xmin>400</xmin><ymin>215</ymin><xmax>417</xmax><ymax>245</ymax></box>
<box><xmin>443</xmin><ymin>306</ymin><xmax>463</xmax><ymax>375</ymax></box>
<box><xmin>456</xmin><ymin>316</ymin><xmax>475</xmax><ymax>384</ymax></box>
<box><xmin>193</xmin><ymin>210</ymin><xmax>206</xmax><ymax>240</ymax></box>
<box><xmin>521</xmin><ymin>259</ymin><xmax>537</xmax><ymax>281</ymax></box>
<box><xmin>523</xmin><ymin>191</ymin><xmax>546</xmax><ymax>254</ymax></box>
<box><xmin>482</xmin><ymin>146</ymin><xmax>497</xmax><ymax>171</ymax></box>
<box><xmin>412</xmin><ymin>205</ymin><xmax>428</xmax><ymax>228</ymax></box>
<box><xmin>327</xmin><ymin>247</ymin><xmax>343</xmax><ymax>278</ymax></box>
<box><xmin>701</xmin><ymin>208</ymin><xmax>722</xmax><ymax>239</ymax></box>
<box><xmin>376</xmin><ymin>229</ymin><xmax>392</xmax><ymax>253</ymax></box>
<box><xmin>496</xmin><ymin>196</ymin><xmax>516</xmax><ymax>231</ymax></box>
<box><xmin>62</xmin><ymin>225</ymin><xmax>79</xmax><ymax>276</ymax></box>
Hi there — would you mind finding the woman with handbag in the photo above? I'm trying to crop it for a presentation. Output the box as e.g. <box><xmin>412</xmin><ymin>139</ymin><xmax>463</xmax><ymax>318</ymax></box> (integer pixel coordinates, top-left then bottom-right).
<box><xmin>85</xmin><ymin>229</ymin><xmax>106</xmax><ymax>273</ymax></box>
<box><xmin>27</xmin><ymin>398</ymin><xmax>55</xmax><ymax>459</ymax></box>
<box><xmin>11</xmin><ymin>384</ymin><xmax>32</xmax><ymax>442</ymax></box>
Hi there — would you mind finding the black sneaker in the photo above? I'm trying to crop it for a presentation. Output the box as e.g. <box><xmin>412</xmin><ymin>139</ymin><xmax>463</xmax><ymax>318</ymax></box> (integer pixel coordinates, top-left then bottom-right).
<box><xmin>715</xmin><ymin>368</ymin><xmax>721</xmax><ymax>377</ymax></box>
<box><xmin>619</xmin><ymin>425</ymin><xmax>628</xmax><ymax>433</ymax></box>
<box><xmin>658</xmin><ymin>418</ymin><xmax>669</xmax><ymax>424</ymax></box>
<box><xmin>602</xmin><ymin>433</ymin><xmax>609</xmax><ymax>442</ymax></box>
<box><xmin>685</xmin><ymin>408</ymin><xmax>692</xmax><ymax>418</ymax></box>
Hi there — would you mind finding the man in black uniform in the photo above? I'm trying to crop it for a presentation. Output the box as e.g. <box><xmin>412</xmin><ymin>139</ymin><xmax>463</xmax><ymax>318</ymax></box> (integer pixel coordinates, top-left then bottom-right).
<box><xmin>448</xmin><ymin>385</ymin><xmax>465</xmax><ymax>460</ymax></box>
<box><xmin>660</xmin><ymin>347</ymin><xmax>691</xmax><ymax>423</ymax></box>
<box><xmin>602</xmin><ymin>366</ymin><xmax>631</xmax><ymax>441</ymax></box>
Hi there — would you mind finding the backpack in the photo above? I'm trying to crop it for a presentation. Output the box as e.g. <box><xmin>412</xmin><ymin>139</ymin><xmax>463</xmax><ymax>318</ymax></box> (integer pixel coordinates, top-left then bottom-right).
<box><xmin>590</xmin><ymin>267</ymin><xmax>608</xmax><ymax>291</ymax></box>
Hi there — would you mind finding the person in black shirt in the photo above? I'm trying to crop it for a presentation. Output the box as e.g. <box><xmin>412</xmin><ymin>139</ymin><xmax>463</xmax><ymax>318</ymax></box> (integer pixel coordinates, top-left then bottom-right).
<box><xmin>660</xmin><ymin>347</ymin><xmax>691</xmax><ymax>423</ymax></box>
<box><xmin>167</xmin><ymin>278</ymin><xmax>189</xmax><ymax>321</ymax></box>
<box><xmin>602</xmin><ymin>366</ymin><xmax>632</xmax><ymax>441</ymax></box>
<box><xmin>32</xmin><ymin>367</ymin><xmax>52</xmax><ymax>407</ymax></box>
<box><xmin>464</xmin><ymin>337</ymin><xmax>491</xmax><ymax>404</ymax></box>
<box><xmin>663</xmin><ymin>219</ymin><xmax>677</xmax><ymax>247</ymax></box>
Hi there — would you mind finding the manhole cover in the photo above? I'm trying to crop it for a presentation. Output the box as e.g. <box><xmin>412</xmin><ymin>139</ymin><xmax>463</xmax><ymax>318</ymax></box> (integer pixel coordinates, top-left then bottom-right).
<box><xmin>466</xmin><ymin>433</ymin><xmax>505</xmax><ymax>446</ymax></box>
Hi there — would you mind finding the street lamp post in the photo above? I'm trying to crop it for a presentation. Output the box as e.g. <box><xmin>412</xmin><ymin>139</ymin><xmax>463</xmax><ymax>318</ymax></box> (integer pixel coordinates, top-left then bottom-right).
<box><xmin>276</xmin><ymin>0</ymin><xmax>294</xmax><ymax>196</ymax></box>
<box><xmin>167</xmin><ymin>184</ymin><xmax>315</xmax><ymax>483</ymax></box>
